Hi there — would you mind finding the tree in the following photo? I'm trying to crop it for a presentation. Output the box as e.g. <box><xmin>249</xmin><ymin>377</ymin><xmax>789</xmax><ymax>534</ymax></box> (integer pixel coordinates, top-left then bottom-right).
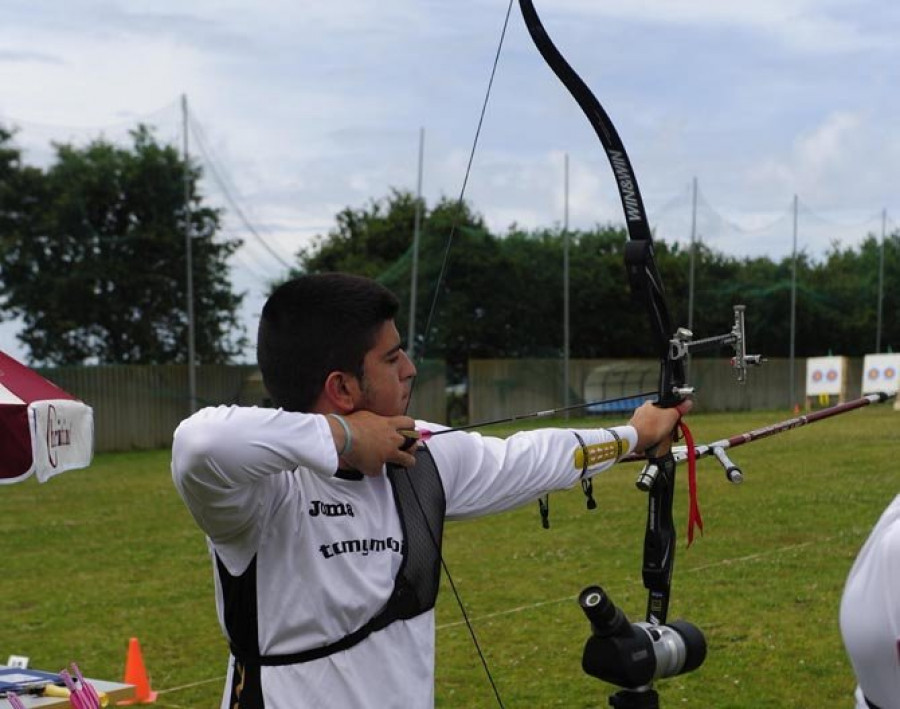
<box><xmin>0</xmin><ymin>125</ymin><xmax>246</xmax><ymax>365</ymax></box>
<box><xmin>294</xmin><ymin>188</ymin><xmax>426</xmax><ymax>280</ymax></box>
<box><xmin>291</xmin><ymin>189</ymin><xmax>898</xmax><ymax>376</ymax></box>
<box><xmin>292</xmin><ymin>191</ymin><xmax>502</xmax><ymax>379</ymax></box>
<box><xmin>290</xmin><ymin>191</ymin><xmax>672</xmax><ymax>377</ymax></box>
<box><xmin>810</xmin><ymin>235</ymin><xmax>898</xmax><ymax>355</ymax></box>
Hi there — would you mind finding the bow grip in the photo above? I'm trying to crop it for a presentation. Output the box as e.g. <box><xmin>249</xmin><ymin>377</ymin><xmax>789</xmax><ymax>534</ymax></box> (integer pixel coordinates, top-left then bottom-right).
<box><xmin>642</xmin><ymin>450</ymin><xmax>676</xmax><ymax>625</ymax></box>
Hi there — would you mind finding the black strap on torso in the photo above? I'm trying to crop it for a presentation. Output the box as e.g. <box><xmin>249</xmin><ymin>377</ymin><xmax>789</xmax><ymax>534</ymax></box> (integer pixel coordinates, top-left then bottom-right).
<box><xmin>229</xmin><ymin>445</ymin><xmax>446</xmax><ymax>667</ymax></box>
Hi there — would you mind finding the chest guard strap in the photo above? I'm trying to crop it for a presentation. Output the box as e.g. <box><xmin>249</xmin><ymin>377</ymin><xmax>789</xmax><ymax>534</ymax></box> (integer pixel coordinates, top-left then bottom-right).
<box><xmin>230</xmin><ymin>445</ymin><xmax>446</xmax><ymax>667</ymax></box>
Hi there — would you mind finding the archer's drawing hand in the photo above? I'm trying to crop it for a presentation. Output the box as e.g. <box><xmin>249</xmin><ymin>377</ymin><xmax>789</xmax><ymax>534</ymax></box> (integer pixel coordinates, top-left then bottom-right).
<box><xmin>335</xmin><ymin>410</ymin><xmax>418</xmax><ymax>476</ymax></box>
<box><xmin>629</xmin><ymin>399</ymin><xmax>692</xmax><ymax>455</ymax></box>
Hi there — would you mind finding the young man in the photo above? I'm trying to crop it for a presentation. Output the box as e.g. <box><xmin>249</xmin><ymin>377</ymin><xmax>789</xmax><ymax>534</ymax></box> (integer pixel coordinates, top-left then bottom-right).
<box><xmin>172</xmin><ymin>273</ymin><xmax>687</xmax><ymax>709</ymax></box>
<box><xmin>840</xmin><ymin>494</ymin><xmax>900</xmax><ymax>709</ymax></box>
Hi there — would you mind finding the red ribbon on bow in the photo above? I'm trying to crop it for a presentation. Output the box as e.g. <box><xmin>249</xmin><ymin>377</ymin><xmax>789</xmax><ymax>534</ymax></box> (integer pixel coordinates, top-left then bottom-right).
<box><xmin>678</xmin><ymin>420</ymin><xmax>703</xmax><ymax>546</ymax></box>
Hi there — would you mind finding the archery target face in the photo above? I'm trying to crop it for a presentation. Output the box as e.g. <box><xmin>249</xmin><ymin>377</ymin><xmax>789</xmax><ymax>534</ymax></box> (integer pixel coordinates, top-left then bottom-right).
<box><xmin>805</xmin><ymin>356</ymin><xmax>846</xmax><ymax>396</ymax></box>
<box><xmin>861</xmin><ymin>353</ymin><xmax>900</xmax><ymax>395</ymax></box>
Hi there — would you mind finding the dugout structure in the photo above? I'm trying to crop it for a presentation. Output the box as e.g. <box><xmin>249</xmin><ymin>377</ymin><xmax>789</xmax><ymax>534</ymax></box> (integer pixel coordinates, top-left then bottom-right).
<box><xmin>468</xmin><ymin>359</ymin><xmax>658</xmax><ymax>424</ymax></box>
<box><xmin>582</xmin><ymin>361</ymin><xmax>657</xmax><ymax>413</ymax></box>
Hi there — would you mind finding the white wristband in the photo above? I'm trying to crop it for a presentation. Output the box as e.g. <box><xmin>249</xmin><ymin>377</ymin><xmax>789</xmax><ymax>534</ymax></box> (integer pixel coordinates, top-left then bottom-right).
<box><xmin>328</xmin><ymin>414</ymin><xmax>353</xmax><ymax>457</ymax></box>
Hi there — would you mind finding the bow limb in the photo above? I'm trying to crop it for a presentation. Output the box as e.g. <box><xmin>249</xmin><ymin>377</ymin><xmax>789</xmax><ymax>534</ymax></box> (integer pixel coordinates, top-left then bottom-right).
<box><xmin>517</xmin><ymin>0</ymin><xmax>682</xmax><ymax>401</ymax></box>
<box><xmin>517</xmin><ymin>0</ymin><xmax>685</xmax><ymax>625</ymax></box>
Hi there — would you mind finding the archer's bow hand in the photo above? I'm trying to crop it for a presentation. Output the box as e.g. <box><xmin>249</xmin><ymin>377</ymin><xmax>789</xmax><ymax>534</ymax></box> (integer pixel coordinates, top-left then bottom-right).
<box><xmin>629</xmin><ymin>399</ymin><xmax>692</xmax><ymax>455</ymax></box>
<box><xmin>330</xmin><ymin>411</ymin><xmax>417</xmax><ymax>476</ymax></box>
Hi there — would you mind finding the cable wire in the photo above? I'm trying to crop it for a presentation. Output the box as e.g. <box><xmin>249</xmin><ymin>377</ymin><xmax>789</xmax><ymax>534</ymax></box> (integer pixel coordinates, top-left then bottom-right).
<box><xmin>408</xmin><ymin>2</ymin><xmax>517</xmax><ymax>705</ymax></box>
<box><xmin>188</xmin><ymin>114</ymin><xmax>293</xmax><ymax>271</ymax></box>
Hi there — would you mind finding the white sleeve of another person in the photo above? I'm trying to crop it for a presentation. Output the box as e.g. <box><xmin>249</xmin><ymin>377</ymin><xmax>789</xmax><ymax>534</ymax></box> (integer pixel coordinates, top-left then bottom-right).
<box><xmin>839</xmin><ymin>494</ymin><xmax>900</xmax><ymax>709</ymax></box>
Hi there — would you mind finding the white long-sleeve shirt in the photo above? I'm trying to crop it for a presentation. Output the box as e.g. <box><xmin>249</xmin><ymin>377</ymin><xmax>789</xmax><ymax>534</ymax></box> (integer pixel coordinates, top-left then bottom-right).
<box><xmin>840</xmin><ymin>494</ymin><xmax>900</xmax><ymax>709</ymax></box>
<box><xmin>171</xmin><ymin>405</ymin><xmax>637</xmax><ymax>709</ymax></box>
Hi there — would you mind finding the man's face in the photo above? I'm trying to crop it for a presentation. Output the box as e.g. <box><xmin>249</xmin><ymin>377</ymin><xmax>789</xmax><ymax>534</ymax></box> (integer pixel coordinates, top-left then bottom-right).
<box><xmin>356</xmin><ymin>319</ymin><xmax>417</xmax><ymax>416</ymax></box>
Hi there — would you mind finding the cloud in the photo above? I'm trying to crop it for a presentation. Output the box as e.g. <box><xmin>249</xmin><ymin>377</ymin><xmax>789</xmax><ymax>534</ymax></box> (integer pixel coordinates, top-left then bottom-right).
<box><xmin>0</xmin><ymin>49</ymin><xmax>63</xmax><ymax>64</ymax></box>
<box><xmin>550</xmin><ymin>0</ymin><xmax>891</xmax><ymax>53</ymax></box>
<box><xmin>1</xmin><ymin>0</ymin><xmax>897</xmax><ymax>361</ymax></box>
<box><xmin>1</xmin><ymin>1</ymin><xmax>254</xmax><ymax>54</ymax></box>
<box><xmin>744</xmin><ymin>110</ymin><xmax>898</xmax><ymax>210</ymax></box>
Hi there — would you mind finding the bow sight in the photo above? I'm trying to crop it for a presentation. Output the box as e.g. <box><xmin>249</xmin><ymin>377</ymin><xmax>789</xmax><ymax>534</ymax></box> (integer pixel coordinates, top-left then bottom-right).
<box><xmin>637</xmin><ymin>304</ymin><xmax>764</xmax><ymax>493</ymax></box>
<box><xmin>668</xmin><ymin>304</ymin><xmax>765</xmax><ymax>391</ymax></box>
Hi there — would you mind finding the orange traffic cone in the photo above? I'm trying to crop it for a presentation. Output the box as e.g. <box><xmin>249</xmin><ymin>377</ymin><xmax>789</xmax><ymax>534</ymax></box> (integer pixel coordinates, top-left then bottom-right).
<box><xmin>117</xmin><ymin>637</ymin><xmax>158</xmax><ymax>705</ymax></box>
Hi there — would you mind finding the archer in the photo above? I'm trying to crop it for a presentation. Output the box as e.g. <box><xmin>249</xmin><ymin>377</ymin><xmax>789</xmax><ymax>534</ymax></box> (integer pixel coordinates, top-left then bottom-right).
<box><xmin>171</xmin><ymin>272</ymin><xmax>686</xmax><ymax>709</ymax></box>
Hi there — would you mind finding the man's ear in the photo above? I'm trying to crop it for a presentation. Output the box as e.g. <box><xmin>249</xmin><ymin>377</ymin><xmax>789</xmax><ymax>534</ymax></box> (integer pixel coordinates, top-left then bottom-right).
<box><xmin>321</xmin><ymin>370</ymin><xmax>361</xmax><ymax>413</ymax></box>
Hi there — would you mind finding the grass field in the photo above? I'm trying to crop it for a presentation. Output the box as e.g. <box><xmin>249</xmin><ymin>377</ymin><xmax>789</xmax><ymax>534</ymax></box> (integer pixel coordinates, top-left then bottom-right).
<box><xmin>1</xmin><ymin>405</ymin><xmax>897</xmax><ymax>708</ymax></box>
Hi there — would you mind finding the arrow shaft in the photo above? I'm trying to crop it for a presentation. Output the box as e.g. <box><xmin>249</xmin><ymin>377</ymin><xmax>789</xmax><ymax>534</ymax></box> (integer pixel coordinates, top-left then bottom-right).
<box><xmin>419</xmin><ymin>391</ymin><xmax>657</xmax><ymax>438</ymax></box>
<box><xmin>626</xmin><ymin>393</ymin><xmax>893</xmax><ymax>466</ymax></box>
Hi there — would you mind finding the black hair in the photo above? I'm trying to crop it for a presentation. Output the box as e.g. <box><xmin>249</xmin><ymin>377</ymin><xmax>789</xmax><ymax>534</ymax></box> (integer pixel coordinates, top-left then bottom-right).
<box><xmin>257</xmin><ymin>273</ymin><xmax>400</xmax><ymax>412</ymax></box>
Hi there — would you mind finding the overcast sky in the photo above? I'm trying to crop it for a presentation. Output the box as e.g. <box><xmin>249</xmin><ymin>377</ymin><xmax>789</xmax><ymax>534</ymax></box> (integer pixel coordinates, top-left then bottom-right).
<box><xmin>1</xmin><ymin>1</ymin><xmax>897</xmax><ymax>363</ymax></box>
